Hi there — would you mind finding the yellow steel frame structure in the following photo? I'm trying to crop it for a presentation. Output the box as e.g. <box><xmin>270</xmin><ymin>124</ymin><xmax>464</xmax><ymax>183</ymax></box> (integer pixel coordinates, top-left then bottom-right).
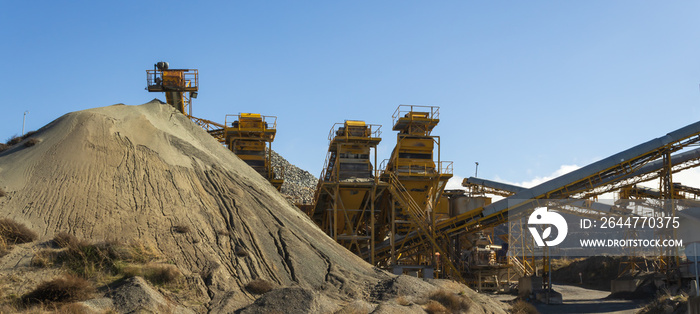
<box><xmin>146</xmin><ymin>68</ymin><xmax>198</xmax><ymax>115</ymax></box>
<box><xmin>308</xmin><ymin>121</ymin><xmax>388</xmax><ymax>263</ymax></box>
<box><xmin>376</xmin><ymin>105</ymin><xmax>458</xmax><ymax>280</ymax></box>
<box><xmin>224</xmin><ymin>113</ymin><xmax>283</xmax><ymax>190</ymax></box>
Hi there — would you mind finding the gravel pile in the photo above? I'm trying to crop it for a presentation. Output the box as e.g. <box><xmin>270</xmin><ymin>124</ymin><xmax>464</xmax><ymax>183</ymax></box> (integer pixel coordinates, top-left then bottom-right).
<box><xmin>270</xmin><ymin>150</ymin><xmax>317</xmax><ymax>204</ymax></box>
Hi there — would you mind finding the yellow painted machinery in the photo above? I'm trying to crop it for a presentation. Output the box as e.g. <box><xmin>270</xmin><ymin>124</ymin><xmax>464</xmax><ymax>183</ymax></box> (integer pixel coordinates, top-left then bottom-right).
<box><xmin>308</xmin><ymin>121</ymin><xmax>388</xmax><ymax>262</ymax></box>
<box><xmin>224</xmin><ymin>113</ymin><xmax>283</xmax><ymax>190</ymax></box>
<box><xmin>146</xmin><ymin>62</ymin><xmax>227</xmax><ymax>143</ymax></box>
<box><xmin>146</xmin><ymin>62</ymin><xmax>199</xmax><ymax>115</ymax></box>
<box><xmin>376</xmin><ymin>105</ymin><xmax>458</xmax><ymax>279</ymax></box>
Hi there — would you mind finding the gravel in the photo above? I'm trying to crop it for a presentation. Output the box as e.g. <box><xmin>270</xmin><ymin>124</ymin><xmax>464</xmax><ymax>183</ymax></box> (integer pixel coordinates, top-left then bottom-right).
<box><xmin>270</xmin><ymin>150</ymin><xmax>317</xmax><ymax>204</ymax></box>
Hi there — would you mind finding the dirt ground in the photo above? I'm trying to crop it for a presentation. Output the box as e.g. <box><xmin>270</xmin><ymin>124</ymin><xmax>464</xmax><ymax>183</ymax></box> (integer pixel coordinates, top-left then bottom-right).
<box><xmin>536</xmin><ymin>284</ymin><xmax>645</xmax><ymax>314</ymax></box>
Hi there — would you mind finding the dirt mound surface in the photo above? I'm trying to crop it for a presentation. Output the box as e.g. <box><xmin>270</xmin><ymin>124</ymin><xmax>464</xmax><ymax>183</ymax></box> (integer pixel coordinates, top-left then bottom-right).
<box><xmin>0</xmin><ymin>100</ymin><xmax>386</xmax><ymax>311</ymax></box>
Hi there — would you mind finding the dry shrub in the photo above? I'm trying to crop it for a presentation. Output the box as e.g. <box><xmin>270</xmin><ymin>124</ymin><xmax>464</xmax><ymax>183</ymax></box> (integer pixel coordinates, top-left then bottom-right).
<box><xmin>429</xmin><ymin>289</ymin><xmax>470</xmax><ymax>312</ymax></box>
<box><xmin>23</xmin><ymin>138</ymin><xmax>39</xmax><ymax>147</ymax></box>
<box><xmin>172</xmin><ymin>225</ymin><xmax>190</xmax><ymax>234</ymax></box>
<box><xmin>0</xmin><ymin>143</ymin><xmax>8</xmax><ymax>153</ymax></box>
<box><xmin>117</xmin><ymin>240</ymin><xmax>161</xmax><ymax>263</ymax></box>
<box><xmin>396</xmin><ymin>295</ymin><xmax>411</xmax><ymax>306</ymax></box>
<box><xmin>22</xmin><ymin>274</ymin><xmax>94</xmax><ymax>306</ymax></box>
<box><xmin>120</xmin><ymin>263</ymin><xmax>181</xmax><ymax>286</ymax></box>
<box><xmin>511</xmin><ymin>300</ymin><xmax>539</xmax><ymax>314</ymax></box>
<box><xmin>424</xmin><ymin>300</ymin><xmax>448</xmax><ymax>314</ymax></box>
<box><xmin>0</xmin><ymin>218</ymin><xmax>37</xmax><ymax>244</ymax></box>
<box><xmin>0</xmin><ymin>187</ymin><xmax>5</xmax><ymax>197</ymax></box>
<box><xmin>147</xmin><ymin>264</ymin><xmax>181</xmax><ymax>285</ymax></box>
<box><xmin>6</xmin><ymin>135</ymin><xmax>21</xmax><ymax>146</ymax></box>
<box><xmin>32</xmin><ymin>249</ymin><xmax>58</xmax><ymax>267</ymax></box>
<box><xmin>53</xmin><ymin>232</ymin><xmax>81</xmax><ymax>248</ymax></box>
<box><xmin>55</xmin><ymin>240</ymin><xmax>122</xmax><ymax>278</ymax></box>
<box><xmin>245</xmin><ymin>279</ymin><xmax>274</xmax><ymax>294</ymax></box>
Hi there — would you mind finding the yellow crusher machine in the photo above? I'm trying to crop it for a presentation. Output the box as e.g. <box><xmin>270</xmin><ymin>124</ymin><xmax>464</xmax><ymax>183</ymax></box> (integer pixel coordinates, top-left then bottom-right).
<box><xmin>146</xmin><ymin>62</ymin><xmax>283</xmax><ymax>190</ymax></box>
<box><xmin>307</xmin><ymin>121</ymin><xmax>388</xmax><ymax>262</ymax></box>
<box><xmin>224</xmin><ymin>113</ymin><xmax>283</xmax><ymax>190</ymax></box>
<box><xmin>377</xmin><ymin>105</ymin><xmax>457</xmax><ymax>279</ymax></box>
<box><xmin>146</xmin><ymin>62</ymin><xmax>199</xmax><ymax>115</ymax></box>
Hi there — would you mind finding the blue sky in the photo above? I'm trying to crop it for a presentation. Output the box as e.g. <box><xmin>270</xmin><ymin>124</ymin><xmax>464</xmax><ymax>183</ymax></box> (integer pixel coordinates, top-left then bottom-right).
<box><xmin>2</xmin><ymin>1</ymin><xmax>699</xmax><ymax>185</ymax></box>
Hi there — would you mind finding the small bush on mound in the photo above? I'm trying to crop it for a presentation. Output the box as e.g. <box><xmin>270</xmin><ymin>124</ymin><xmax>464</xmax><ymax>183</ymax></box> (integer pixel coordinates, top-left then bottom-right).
<box><xmin>38</xmin><ymin>235</ymin><xmax>162</xmax><ymax>280</ymax></box>
<box><xmin>6</xmin><ymin>135</ymin><xmax>21</xmax><ymax>146</ymax></box>
<box><xmin>53</xmin><ymin>232</ymin><xmax>81</xmax><ymax>248</ymax></box>
<box><xmin>22</xmin><ymin>274</ymin><xmax>94</xmax><ymax>306</ymax></box>
<box><xmin>32</xmin><ymin>249</ymin><xmax>59</xmax><ymax>267</ymax></box>
<box><xmin>511</xmin><ymin>300</ymin><xmax>539</xmax><ymax>314</ymax></box>
<box><xmin>172</xmin><ymin>225</ymin><xmax>190</xmax><ymax>234</ymax></box>
<box><xmin>144</xmin><ymin>264</ymin><xmax>181</xmax><ymax>285</ymax></box>
<box><xmin>245</xmin><ymin>279</ymin><xmax>274</xmax><ymax>294</ymax></box>
<box><xmin>429</xmin><ymin>289</ymin><xmax>471</xmax><ymax>312</ymax></box>
<box><xmin>23</xmin><ymin>138</ymin><xmax>39</xmax><ymax>147</ymax></box>
<box><xmin>424</xmin><ymin>300</ymin><xmax>448</xmax><ymax>314</ymax></box>
<box><xmin>0</xmin><ymin>218</ymin><xmax>37</xmax><ymax>244</ymax></box>
<box><xmin>123</xmin><ymin>263</ymin><xmax>181</xmax><ymax>286</ymax></box>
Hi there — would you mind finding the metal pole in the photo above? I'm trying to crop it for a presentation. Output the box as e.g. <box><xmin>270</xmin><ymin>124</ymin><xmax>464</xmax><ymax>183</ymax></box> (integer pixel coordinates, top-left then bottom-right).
<box><xmin>695</xmin><ymin>245</ymin><xmax>699</xmax><ymax>296</ymax></box>
<box><xmin>22</xmin><ymin>111</ymin><xmax>29</xmax><ymax>135</ymax></box>
<box><xmin>475</xmin><ymin>162</ymin><xmax>479</xmax><ymax>177</ymax></box>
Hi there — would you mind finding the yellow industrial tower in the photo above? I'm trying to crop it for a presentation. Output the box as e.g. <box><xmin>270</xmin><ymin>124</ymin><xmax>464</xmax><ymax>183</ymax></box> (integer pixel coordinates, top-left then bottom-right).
<box><xmin>308</xmin><ymin>121</ymin><xmax>388</xmax><ymax>262</ymax></box>
<box><xmin>378</xmin><ymin>105</ymin><xmax>456</xmax><ymax>278</ymax></box>
<box><xmin>146</xmin><ymin>62</ymin><xmax>199</xmax><ymax>115</ymax></box>
<box><xmin>224</xmin><ymin>113</ymin><xmax>284</xmax><ymax>190</ymax></box>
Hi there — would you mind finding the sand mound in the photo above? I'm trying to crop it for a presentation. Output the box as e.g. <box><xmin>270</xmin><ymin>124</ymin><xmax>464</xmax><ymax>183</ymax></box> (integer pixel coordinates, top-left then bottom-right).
<box><xmin>0</xmin><ymin>100</ymin><xmax>386</xmax><ymax>310</ymax></box>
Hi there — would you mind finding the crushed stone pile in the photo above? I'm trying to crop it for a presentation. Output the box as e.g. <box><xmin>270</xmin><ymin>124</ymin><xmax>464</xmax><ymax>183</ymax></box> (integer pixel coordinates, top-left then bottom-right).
<box><xmin>270</xmin><ymin>150</ymin><xmax>317</xmax><ymax>205</ymax></box>
<box><xmin>0</xmin><ymin>100</ymin><xmax>507</xmax><ymax>313</ymax></box>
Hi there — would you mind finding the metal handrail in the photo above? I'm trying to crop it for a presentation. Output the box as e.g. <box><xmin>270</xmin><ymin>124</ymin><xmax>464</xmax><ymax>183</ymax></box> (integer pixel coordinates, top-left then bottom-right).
<box><xmin>392</xmin><ymin>105</ymin><xmax>440</xmax><ymax>126</ymax></box>
<box><xmin>327</xmin><ymin>123</ymin><xmax>382</xmax><ymax>143</ymax></box>
<box><xmin>224</xmin><ymin>114</ymin><xmax>277</xmax><ymax>131</ymax></box>
<box><xmin>146</xmin><ymin>69</ymin><xmax>198</xmax><ymax>89</ymax></box>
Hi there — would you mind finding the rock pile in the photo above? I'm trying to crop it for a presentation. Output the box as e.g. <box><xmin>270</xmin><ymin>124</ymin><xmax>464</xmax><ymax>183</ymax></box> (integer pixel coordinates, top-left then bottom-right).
<box><xmin>270</xmin><ymin>150</ymin><xmax>317</xmax><ymax>204</ymax></box>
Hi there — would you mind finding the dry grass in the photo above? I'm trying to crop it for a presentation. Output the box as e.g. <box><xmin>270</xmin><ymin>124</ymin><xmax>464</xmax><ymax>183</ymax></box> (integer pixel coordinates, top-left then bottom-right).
<box><xmin>31</xmin><ymin>249</ymin><xmax>58</xmax><ymax>267</ymax></box>
<box><xmin>45</xmin><ymin>237</ymin><xmax>159</xmax><ymax>278</ymax></box>
<box><xmin>53</xmin><ymin>232</ymin><xmax>81</xmax><ymax>248</ymax></box>
<box><xmin>172</xmin><ymin>225</ymin><xmax>190</xmax><ymax>234</ymax></box>
<box><xmin>21</xmin><ymin>274</ymin><xmax>94</xmax><ymax>306</ymax></box>
<box><xmin>122</xmin><ymin>263</ymin><xmax>181</xmax><ymax>286</ymax></box>
<box><xmin>23</xmin><ymin>138</ymin><xmax>39</xmax><ymax>147</ymax></box>
<box><xmin>6</xmin><ymin>135</ymin><xmax>21</xmax><ymax>146</ymax></box>
<box><xmin>424</xmin><ymin>300</ymin><xmax>449</xmax><ymax>314</ymax></box>
<box><xmin>511</xmin><ymin>300</ymin><xmax>539</xmax><ymax>314</ymax></box>
<box><xmin>245</xmin><ymin>279</ymin><xmax>274</xmax><ymax>294</ymax></box>
<box><xmin>0</xmin><ymin>218</ymin><xmax>37</xmax><ymax>244</ymax></box>
<box><xmin>0</xmin><ymin>237</ymin><xmax>10</xmax><ymax>258</ymax></box>
<box><xmin>429</xmin><ymin>289</ymin><xmax>471</xmax><ymax>312</ymax></box>
<box><xmin>396</xmin><ymin>295</ymin><xmax>411</xmax><ymax>306</ymax></box>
